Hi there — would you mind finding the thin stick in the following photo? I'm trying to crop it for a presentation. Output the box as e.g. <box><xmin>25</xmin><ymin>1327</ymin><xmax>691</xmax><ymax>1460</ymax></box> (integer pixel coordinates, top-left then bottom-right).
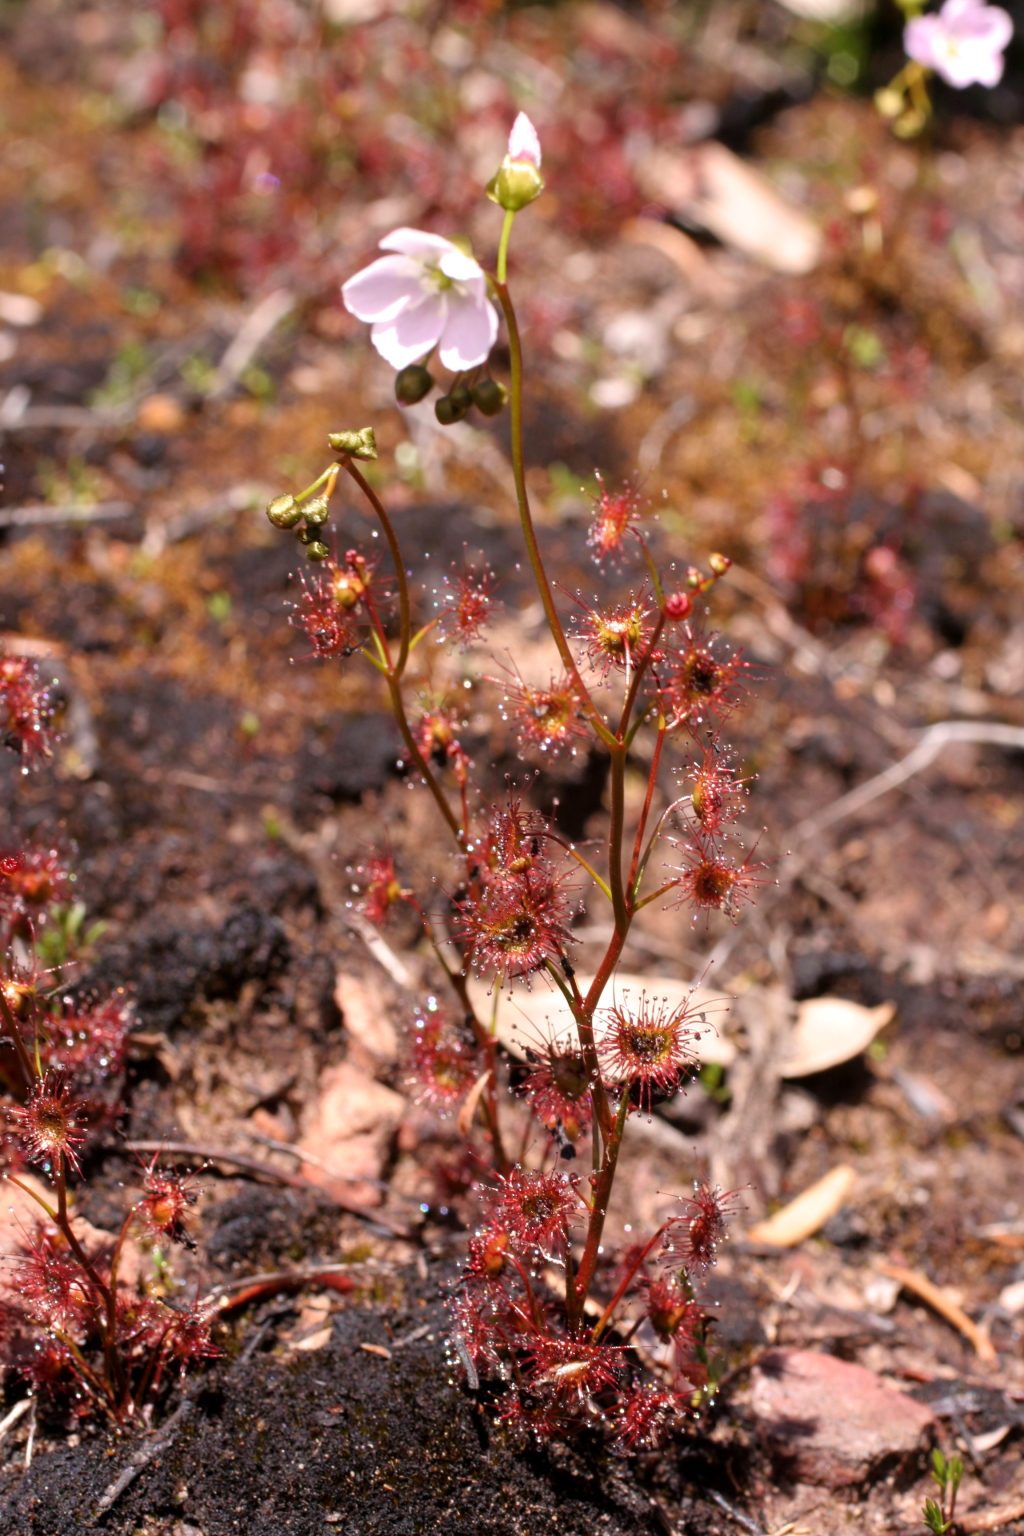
<box><xmin>965</xmin><ymin>1498</ymin><xmax>1024</xmax><ymax>1533</ymax></box>
<box><xmin>0</xmin><ymin>1397</ymin><xmax>31</xmax><ymax>1450</ymax></box>
<box><xmin>122</xmin><ymin>1142</ymin><xmax>413</xmax><ymax>1239</ymax></box>
<box><xmin>22</xmin><ymin>1399</ymin><xmax>35</xmax><ymax>1470</ymax></box>
<box><xmin>705</xmin><ymin>1489</ymin><xmax>764</xmax><ymax>1536</ymax></box>
<box><xmin>789</xmin><ymin>722</ymin><xmax>1024</xmax><ymax>846</ymax></box>
<box><xmin>90</xmin><ymin>1395</ymin><xmax>194</xmax><ymax>1519</ymax></box>
<box><xmin>0</xmin><ymin>501</ymin><xmax>134</xmax><ymax>529</ymax></box>
<box><xmin>202</xmin><ymin>1262</ymin><xmax>365</xmax><ymax>1310</ymax></box>
<box><xmin>876</xmin><ymin>1261</ymin><xmax>997</xmax><ymax>1364</ymax></box>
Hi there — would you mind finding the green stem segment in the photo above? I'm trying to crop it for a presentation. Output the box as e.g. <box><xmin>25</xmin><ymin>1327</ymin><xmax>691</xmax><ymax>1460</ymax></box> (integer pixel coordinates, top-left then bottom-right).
<box><xmin>496</xmin><ymin>282</ymin><xmax>615</xmax><ymax>752</ymax></box>
<box><xmin>343</xmin><ymin>459</ymin><xmax>412</xmax><ymax>676</ymax></box>
<box><xmin>496</xmin><ymin>210</ymin><xmax>515</xmax><ymax>286</ymax></box>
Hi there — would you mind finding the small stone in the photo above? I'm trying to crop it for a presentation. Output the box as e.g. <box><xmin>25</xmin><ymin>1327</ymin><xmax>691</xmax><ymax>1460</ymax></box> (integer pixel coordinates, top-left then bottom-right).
<box><xmin>298</xmin><ymin>1063</ymin><xmax>406</xmax><ymax>1207</ymax></box>
<box><xmin>749</xmin><ymin>1348</ymin><xmax>935</xmax><ymax>1488</ymax></box>
<box><xmin>335</xmin><ymin>971</ymin><xmax>399</xmax><ymax>1065</ymax></box>
<box><xmin>136</xmin><ymin>393</ymin><xmax>186</xmax><ymax>434</ymax></box>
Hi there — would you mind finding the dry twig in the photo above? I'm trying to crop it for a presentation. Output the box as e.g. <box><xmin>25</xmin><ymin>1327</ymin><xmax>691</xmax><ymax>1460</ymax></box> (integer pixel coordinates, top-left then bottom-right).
<box><xmin>876</xmin><ymin>1261</ymin><xmax>998</xmax><ymax>1364</ymax></box>
<box><xmin>964</xmin><ymin>1498</ymin><xmax>1024</xmax><ymax>1533</ymax></box>
<box><xmin>0</xmin><ymin>501</ymin><xmax>133</xmax><ymax>528</ymax></box>
<box><xmin>0</xmin><ymin>1397</ymin><xmax>32</xmax><ymax>1452</ymax></box>
<box><xmin>123</xmin><ymin>1140</ymin><xmax>414</xmax><ymax>1239</ymax></box>
<box><xmin>788</xmin><ymin>722</ymin><xmax>1024</xmax><ymax>847</ymax></box>
<box><xmin>89</xmin><ymin>1395</ymin><xmax>193</xmax><ymax>1522</ymax></box>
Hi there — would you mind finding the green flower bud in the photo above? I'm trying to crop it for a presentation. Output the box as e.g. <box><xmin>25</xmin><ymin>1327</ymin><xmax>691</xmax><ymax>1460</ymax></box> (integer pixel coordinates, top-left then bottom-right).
<box><xmin>296</xmin><ymin>525</ymin><xmax>315</xmax><ymax>544</ymax></box>
<box><xmin>327</xmin><ymin>427</ymin><xmax>377</xmax><ymax>460</ymax></box>
<box><xmin>874</xmin><ymin>86</ymin><xmax>904</xmax><ymax>119</ymax></box>
<box><xmin>306</xmin><ymin>540</ymin><xmax>330</xmax><ymax>562</ymax></box>
<box><xmin>470</xmin><ymin>379</ymin><xmax>508</xmax><ymax>417</ymax></box>
<box><xmin>708</xmin><ymin>552</ymin><xmax>732</xmax><ymax>577</ymax></box>
<box><xmin>303</xmin><ymin>496</ymin><xmax>330</xmax><ymax>527</ymax></box>
<box><xmin>267</xmin><ymin>493</ymin><xmax>301</xmax><ymax>530</ymax></box>
<box><xmin>486</xmin><ymin>157</ymin><xmax>545</xmax><ymax>213</ymax></box>
<box><xmin>395</xmin><ymin>364</ymin><xmax>435</xmax><ymax>406</ymax></box>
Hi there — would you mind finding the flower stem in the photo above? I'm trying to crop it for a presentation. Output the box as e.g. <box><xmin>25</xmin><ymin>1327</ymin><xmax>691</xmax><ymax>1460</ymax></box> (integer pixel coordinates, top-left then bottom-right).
<box><xmin>343</xmin><ymin>458</ymin><xmax>412</xmax><ymax>676</ymax></box>
<box><xmin>628</xmin><ymin>725</ymin><xmax>667</xmax><ymax>893</ymax></box>
<box><xmin>495</xmin><ymin>282</ymin><xmax>615</xmax><ymax>751</ymax></box>
<box><xmin>573</xmin><ymin>1088</ymin><xmax>631</xmax><ymax>1311</ymax></box>
<box><xmin>590</xmin><ymin>1223</ymin><xmax>668</xmax><ymax>1343</ymax></box>
<box><xmin>496</xmin><ymin>210</ymin><xmax>515</xmax><ymax>286</ymax></box>
<box><xmin>54</xmin><ymin>1155</ymin><xmax>127</xmax><ymax>1408</ymax></box>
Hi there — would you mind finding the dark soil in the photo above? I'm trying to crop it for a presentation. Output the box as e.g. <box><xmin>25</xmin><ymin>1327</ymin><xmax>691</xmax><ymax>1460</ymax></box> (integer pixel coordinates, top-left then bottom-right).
<box><xmin>0</xmin><ymin>1264</ymin><xmax>673</xmax><ymax>1536</ymax></box>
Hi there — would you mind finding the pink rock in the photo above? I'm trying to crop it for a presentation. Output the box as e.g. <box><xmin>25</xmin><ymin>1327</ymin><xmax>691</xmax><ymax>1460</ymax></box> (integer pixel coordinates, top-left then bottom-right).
<box><xmin>749</xmin><ymin>1348</ymin><xmax>935</xmax><ymax>1488</ymax></box>
<box><xmin>299</xmin><ymin>1063</ymin><xmax>406</xmax><ymax>1208</ymax></box>
<box><xmin>334</xmin><ymin>971</ymin><xmax>399</xmax><ymax>1066</ymax></box>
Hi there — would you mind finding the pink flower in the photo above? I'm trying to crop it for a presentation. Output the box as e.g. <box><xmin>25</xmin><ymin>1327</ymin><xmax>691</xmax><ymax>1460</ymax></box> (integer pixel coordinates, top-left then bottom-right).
<box><xmin>341</xmin><ymin>228</ymin><xmax>498</xmax><ymax>372</ymax></box>
<box><xmin>905</xmin><ymin>0</ymin><xmax>1013</xmax><ymax>88</ymax></box>
<box><xmin>507</xmin><ymin>111</ymin><xmax>541</xmax><ymax>168</ymax></box>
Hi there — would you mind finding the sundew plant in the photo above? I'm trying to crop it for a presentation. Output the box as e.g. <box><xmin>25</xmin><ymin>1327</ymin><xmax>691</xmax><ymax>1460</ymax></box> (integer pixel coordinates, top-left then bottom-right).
<box><xmin>262</xmin><ymin>115</ymin><xmax>757</xmax><ymax>1450</ymax></box>
<box><xmin>0</xmin><ymin>651</ymin><xmax>217</xmax><ymax>1423</ymax></box>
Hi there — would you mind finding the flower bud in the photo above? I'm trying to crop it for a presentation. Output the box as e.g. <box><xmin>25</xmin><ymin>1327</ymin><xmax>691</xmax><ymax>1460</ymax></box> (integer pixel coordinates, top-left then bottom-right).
<box><xmin>708</xmin><ymin>552</ymin><xmax>732</xmax><ymax>576</ymax></box>
<box><xmin>874</xmin><ymin>86</ymin><xmax>904</xmax><ymax>119</ymax></box>
<box><xmin>267</xmin><ymin>493</ymin><xmax>301</xmax><ymax>530</ymax></box>
<box><xmin>486</xmin><ymin>159</ymin><xmax>545</xmax><ymax>213</ymax></box>
<box><xmin>664</xmin><ymin>591</ymin><xmax>692</xmax><ymax>621</ymax></box>
<box><xmin>306</xmin><ymin>539</ymin><xmax>330</xmax><ymax>562</ymax></box>
<box><xmin>394</xmin><ymin>364</ymin><xmax>435</xmax><ymax>405</ymax></box>
<box><xmin>302</xmin><ymin>496</ymin><xmax>330</xmax><ymax>527</ymax></box>
<box><xmin>471</xmin><ymin>378</ymin><xmax>507</xmax><ymax>416</ymax></box>
<box><xmin>685</xmin><ymin>565</ymin><xmax>703</xmax><ymax>589</ymax></box>
<box><xmin>486</xmin><ymin>111</ymin><xmax>544</xmax><ymax>212</ymax></box>
<box><xmin>327</xmin><ymin>427</ymin><xmax>377</xmax><ymax>460</ymax></box>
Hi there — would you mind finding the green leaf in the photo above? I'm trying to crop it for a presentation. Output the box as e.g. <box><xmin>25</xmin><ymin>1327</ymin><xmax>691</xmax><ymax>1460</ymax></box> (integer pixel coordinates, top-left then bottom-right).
<box><xmin>922</xmin><ymin>1499</ymin><xmax>949</xmax><ymax>1535</ymax></box>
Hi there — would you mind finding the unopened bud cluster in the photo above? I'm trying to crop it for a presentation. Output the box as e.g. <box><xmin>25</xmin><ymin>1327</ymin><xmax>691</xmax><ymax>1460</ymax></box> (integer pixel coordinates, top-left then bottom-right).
<box><xmin>266</xmin><ymin>428</ymin><xmax>378</xmax><ymax>563</ymax></box>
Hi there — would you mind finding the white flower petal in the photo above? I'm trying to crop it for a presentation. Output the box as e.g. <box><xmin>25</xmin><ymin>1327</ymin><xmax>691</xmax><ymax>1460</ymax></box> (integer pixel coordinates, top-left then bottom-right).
<box><xmin>904</xmin><ymin>14</ymin><xmax>945</xmax><ymax>68</ymax></box>
<box><xmin>437</xmin><ymin>293</ymin><xmax>498</xmax><ymax>372</ymax></box>
<box><xmin>370</xmin><ymin>292</ymin><xmax>447</xmax><ymax>369</ymax></box>
<box><xmin>962</xmin><ymin>6</ymin><xmax>1013</xmax><ymax>50</ymax></box>
<box><xmin>942</xmin><ymin>0</ymin><xmax>986</xmax><ymax>21</ymax></box>
<box><xmin>507</xmin><ymin>111</ymin><xmax>541</xmax><ymax>168</ymax></box>
<box><xmin>906</xmin><ymin>0</ymin><xmax>1012</xmax><ymax>86</ymax></box>
<box><xmin>342</xmin><ymin>254</ymin><xmax>424</xmax><ymax>323</ymax></box>
<box><xmin>438</xmin><ymin>247</ymin><xmax>486</xmax><ymax>284</ymax></box>
<box><xmin>379</xmin><ymin>227</ymin><xmax>459</xmax><ymax>260</ymax></box>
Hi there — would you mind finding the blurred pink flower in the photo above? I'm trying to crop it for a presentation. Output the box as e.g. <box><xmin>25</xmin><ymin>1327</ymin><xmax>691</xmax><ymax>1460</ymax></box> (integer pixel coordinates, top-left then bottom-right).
<box><xmin>341</xmin><ymin>228</ymin><xmax>498</xmax><ymax>372</ymax></box>
<box><xmin>507</xmin><ymin>111</ymin><xmax>541</xmax><ymax>168</ymax></box>
<box><xmin>905</xmin><ymin>0</ymin><xmax>1013</xmax><ymax>88</ymax></box>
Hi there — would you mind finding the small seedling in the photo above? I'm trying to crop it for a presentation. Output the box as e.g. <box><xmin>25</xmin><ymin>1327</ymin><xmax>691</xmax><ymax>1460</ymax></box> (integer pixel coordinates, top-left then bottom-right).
<box><xmin>923</xmin><ymin>1447</ymin><xmax>964</xmax><ymax>1534</ymax></box>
